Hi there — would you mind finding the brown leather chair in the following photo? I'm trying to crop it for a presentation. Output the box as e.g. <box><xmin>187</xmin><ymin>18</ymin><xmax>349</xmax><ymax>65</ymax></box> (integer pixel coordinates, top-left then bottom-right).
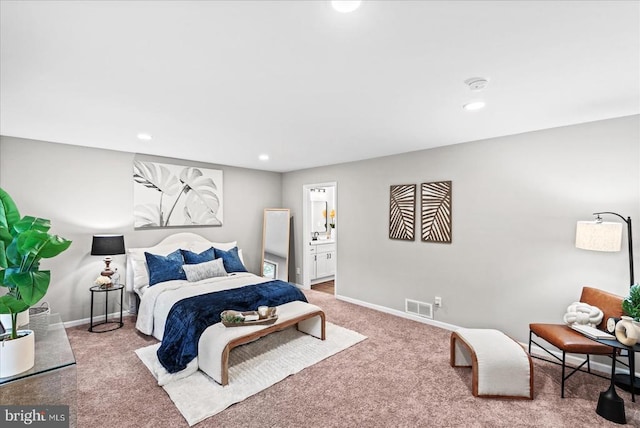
<box><xmin>529</xmin><ymin>286</ymin><xmax>624</xmax><ymax>398</ymax></box>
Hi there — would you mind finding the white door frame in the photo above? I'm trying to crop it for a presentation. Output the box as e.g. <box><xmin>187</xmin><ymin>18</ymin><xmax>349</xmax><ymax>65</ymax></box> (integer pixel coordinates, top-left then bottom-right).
<box><xmin>302</xmin><ymin>181</ymin><xmax>337</xmax><ymax>291</ymax></box>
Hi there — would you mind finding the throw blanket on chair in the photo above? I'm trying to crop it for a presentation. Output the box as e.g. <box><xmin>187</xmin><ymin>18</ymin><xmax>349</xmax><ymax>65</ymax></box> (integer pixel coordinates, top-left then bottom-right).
<box><xmin>157</xmin><ymin>280</ymin><xmax>308</xmax><ymax>373</ymax></box>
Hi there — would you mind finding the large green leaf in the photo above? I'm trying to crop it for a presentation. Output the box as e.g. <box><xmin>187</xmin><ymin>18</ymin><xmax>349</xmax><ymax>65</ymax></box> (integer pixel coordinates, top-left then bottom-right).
<box><xmin>13</xmin><ymin>216</ymin><xmax>51</xmax><ymax>235</ymax></box>
<box><xmin>0</xmin><ymin>188</ymin><xmax>21</xmax><ymax>231</ymax></box>
<box><xmin>38</xmin><ymin>235</ymin><xmax>72</xmax><ymax>258</ymax></box>
<box><xmin>5</xmin><ymin>270</ymin><xmax>50</xmax><ymax>306</ymax></box>
<box><xmin>5</xmin><ymin>239</ymin><xmax>20</xmax><ymax>266</ymax></box>
<box><xmin>17</xmin><ymin>229</ymin><xmax>50</xmax><ymax>256</ymax></box>
<box><xmin>0</xmin><ymin>241</ymin><xmax>6</xmax><ymax>270</ymax></box>
<box><xmin>0</xmin><ymin>188</ymin><xmax>20</xmax><ymax>247</ymax></box>
<box><xmin>0</xmin><ymin>294</ymin><xmax>29</xmax><ymax>315</ymax></box>
<box><xmin>15</xmin><ymin>229</ymin><xmax>71</xmax><ymax>259</ymax></box>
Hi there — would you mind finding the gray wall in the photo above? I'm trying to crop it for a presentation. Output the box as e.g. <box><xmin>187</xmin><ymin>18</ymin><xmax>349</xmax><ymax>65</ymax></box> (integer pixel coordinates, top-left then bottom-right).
<box><xmin>0</xmin><ymin>136</ymin><xmax>282</xmax><ymax>322</ymax></box>
<box><xmin>1</xmin><ymin>115</ymin><xmax>638</xmax><ymax>342</ymax></box>
<box><xmin>283</xmin><ymin>115</ymin><xmax>640</xmax><ymax>344</ymax></box>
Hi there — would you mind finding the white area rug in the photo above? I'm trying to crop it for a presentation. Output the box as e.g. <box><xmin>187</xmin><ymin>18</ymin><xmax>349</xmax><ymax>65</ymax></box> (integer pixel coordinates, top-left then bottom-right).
<box><xmin>135</xmin><ymin>322</ymin><xmax>367</xmax><ymax>426</ymax></box>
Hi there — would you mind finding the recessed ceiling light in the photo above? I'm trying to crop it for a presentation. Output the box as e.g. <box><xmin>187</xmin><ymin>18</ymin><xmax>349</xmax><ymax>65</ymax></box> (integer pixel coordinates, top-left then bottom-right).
<box><xmin>332</xmin><ymin>1</ymin><xmax>362</xmax><ymax>13</ymax></box>
<box><xmin>259</xmin><ymin>154</ymin><xmax>269</xmax><ymax>161</ymax></box>
<box><xmin>137</xmin><ymin>133</ymin><xmax>153</xmax><ymax>141</ymax></box>
<box><xmin>463</xmin><ymin>101</ymin><xmax>486</xmax><ymax>111</ymax></box>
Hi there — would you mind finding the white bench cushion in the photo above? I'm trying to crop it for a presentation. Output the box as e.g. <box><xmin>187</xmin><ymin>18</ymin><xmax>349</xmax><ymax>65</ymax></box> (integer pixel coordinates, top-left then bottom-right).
<box><xmin>199</xmin><ymin>301</ymin><xmax>325</xmax><ymax>385</ymax></box>
<box><xmin>451</xmin><ymin>328</ymin><xmax>533</xmax><ymax>399</ymax></box>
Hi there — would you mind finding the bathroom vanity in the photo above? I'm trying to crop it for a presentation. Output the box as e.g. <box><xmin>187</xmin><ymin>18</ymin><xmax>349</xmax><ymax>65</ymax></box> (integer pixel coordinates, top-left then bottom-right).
<box><xmin>308</xmin><ymin>240</ymin><xmax>336</xmax><ymax>282</ymax></box>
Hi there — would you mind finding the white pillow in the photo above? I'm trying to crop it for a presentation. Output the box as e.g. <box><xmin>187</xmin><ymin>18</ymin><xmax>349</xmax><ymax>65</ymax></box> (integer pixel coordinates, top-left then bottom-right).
<box><xmin>563</xmin><ymin>302</ymin><xmax>603</xmax><ymax>327</ymax></box>
<box><xmin>182</xmin><ymin>259</ymin><xmax>228</xmax><ymax>282</ymax></box>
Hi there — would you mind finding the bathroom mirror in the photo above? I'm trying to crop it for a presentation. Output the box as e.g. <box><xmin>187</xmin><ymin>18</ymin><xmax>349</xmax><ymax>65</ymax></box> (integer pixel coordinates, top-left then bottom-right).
<box><xmin>311</xmin><ymin>201</ymin><xmax>327</xmax><ymax>234</ymax></box>
<box><xmin>261</xmin><ymin>208</ymin><xmax>290</xmax><ymax>281</ymax></box>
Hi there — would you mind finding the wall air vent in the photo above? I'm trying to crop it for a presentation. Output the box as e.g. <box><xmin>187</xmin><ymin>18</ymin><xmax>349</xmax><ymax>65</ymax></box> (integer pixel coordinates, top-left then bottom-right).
<box><xmin>405</xmin><ymin>298</ymin><xmax>433</xmax><ymax>319</ymax></box>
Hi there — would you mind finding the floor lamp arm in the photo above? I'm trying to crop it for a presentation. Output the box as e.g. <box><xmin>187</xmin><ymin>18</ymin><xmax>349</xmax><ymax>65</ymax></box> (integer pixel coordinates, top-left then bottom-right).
<box><xmin>593</xmin><ymin>211</ymin><xmax>634</xmax><ymax>286</ymax></box>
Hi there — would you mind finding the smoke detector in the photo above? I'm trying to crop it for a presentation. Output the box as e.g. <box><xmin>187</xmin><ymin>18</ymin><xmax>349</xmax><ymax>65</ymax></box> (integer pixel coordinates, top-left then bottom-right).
<box><xmin>464</xmin><ymin>77</ymin><xmax>489</xmax><ymax>91</ymax></box>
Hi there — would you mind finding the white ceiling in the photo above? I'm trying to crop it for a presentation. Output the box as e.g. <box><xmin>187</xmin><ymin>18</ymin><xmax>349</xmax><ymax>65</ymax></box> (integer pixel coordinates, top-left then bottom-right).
<box><xmin>1</xmin><ymin>1</ymin><xmax>638</xmax><ymax>172</ymax></box>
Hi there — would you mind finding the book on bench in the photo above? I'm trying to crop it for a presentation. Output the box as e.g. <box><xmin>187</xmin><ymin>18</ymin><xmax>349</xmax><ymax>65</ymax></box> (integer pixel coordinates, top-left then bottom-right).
<box><xmin>570</xmin><ymin>323</ymin><xmax>615</xmax><ymax>340</ymax></box>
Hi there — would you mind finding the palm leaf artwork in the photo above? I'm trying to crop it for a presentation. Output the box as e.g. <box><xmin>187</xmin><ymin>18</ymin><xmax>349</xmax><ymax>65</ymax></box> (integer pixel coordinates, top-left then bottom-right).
<box><xmin>133</xmin><ymin>160</ymin><xmax>223</xmax><ymax>228</ymax></box>
<box><xmin>133</xmin><ymin>160</ymin><xmax>181</xmax><ymax>227</ymax></box>
<box><xmin>179</xmin><ymin>167</ymin><xmax>221</xmax><ymax>226</ymax></box>
<box><xmin>421</xmin><ymin>181</ymin><xmax>452</xmax><ymax>243</ymax></box>
<box><xmin>389</xmin><ymin>184</ymin><xmax>416</xmax><ymax>241</ymax></box>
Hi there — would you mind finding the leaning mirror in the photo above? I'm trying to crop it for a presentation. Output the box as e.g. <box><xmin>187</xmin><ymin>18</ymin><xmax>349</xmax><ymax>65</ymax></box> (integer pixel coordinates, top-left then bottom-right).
<box><xmin>261</xmin><ymin>209</ymin><xmax>290</xmax><ymax>281</ymax></box>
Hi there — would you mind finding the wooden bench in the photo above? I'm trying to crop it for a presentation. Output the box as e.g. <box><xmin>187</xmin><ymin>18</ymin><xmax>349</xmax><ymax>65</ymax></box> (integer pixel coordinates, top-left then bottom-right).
<box><xmin>451</xmin><ymin>328</ymin><xmax>534</xmax><ymax>399</ymax></box>
<box><xmin>198</xmin><ymin>300</ymin><xmax>326</xmax><ymax>385</ymax></box>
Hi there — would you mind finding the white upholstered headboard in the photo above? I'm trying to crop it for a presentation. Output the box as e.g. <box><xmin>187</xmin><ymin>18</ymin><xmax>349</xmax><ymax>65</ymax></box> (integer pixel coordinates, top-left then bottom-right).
<box><xmin>125</xmin><ymin>233</ymin><xmax>238</xmax><ymax>294</ymax></box>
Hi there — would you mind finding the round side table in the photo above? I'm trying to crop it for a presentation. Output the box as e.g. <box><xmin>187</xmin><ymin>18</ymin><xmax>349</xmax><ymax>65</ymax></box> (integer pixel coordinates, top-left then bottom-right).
<box><xmin>89</xmin><ymin>284</ymin><xmax>124</xmax><ymax>333</ymax></box>
<box><xmin>592</xmin><ymin>338</ymin><xmax>640</xmax><ymax>425</ymax></box>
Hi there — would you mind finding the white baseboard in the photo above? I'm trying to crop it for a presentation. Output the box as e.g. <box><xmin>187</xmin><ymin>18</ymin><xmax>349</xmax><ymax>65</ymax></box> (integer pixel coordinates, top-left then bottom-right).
<box><xmin>335</xmin><ymin>294</ymin><xmax>459</xmax><ymax>331</ymax></box>
<box><xmin>335</xmin><ymin>293</ymin><xmax>637</xmax><ymax>378</ymax></box>
<box><xmin>64</xmin><ymin>311</ymin><xmax>133</xmax><ymax>328</ymax></box>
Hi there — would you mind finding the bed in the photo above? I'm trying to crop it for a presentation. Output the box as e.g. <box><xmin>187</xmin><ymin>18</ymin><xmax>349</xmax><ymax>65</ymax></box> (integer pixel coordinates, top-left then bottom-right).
<box><xmin>128</xmin><ymin>232</ymin><xmax>309</xmax><ymax>381</ymax></box>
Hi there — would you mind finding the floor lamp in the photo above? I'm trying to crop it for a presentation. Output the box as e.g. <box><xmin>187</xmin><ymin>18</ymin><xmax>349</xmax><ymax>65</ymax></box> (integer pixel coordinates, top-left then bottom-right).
<box><xmin>576</xmin><ymin>211</ymin><xmax>634</xmax><ymax>287</ymax></box>
<box><xmin>576</xmin><ymin>211</ymin><xmax>637</xmax><ymax>423</ymax></box>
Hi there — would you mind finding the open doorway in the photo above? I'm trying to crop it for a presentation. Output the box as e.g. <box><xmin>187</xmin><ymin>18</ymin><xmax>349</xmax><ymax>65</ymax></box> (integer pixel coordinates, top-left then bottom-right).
<box><xmin>302</xmin><ymin>182</ymin><xmax>337</xmax><ymax>295</ymax></box>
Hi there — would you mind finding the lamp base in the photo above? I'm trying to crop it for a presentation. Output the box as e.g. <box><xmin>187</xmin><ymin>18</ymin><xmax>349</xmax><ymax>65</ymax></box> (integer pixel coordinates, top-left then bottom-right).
<box><xmin>596</xmin><ymin>385</ymin><xmax>626</xmax><ymax>424</ymax></box>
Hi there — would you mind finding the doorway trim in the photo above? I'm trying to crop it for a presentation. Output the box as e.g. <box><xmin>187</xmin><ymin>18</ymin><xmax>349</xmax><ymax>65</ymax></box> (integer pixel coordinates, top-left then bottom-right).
<box><xmin>302</xmin><ymin>181</ymin><xmax>337</xmax><ymax>292</ymax></box>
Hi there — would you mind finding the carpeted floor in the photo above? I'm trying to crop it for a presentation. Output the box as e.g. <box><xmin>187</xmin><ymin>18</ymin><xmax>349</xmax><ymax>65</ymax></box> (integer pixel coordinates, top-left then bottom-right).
<box><xmin>67</xmin><ymin>289</ymin><xmax>640</xmax><ymax>427</ymax></box>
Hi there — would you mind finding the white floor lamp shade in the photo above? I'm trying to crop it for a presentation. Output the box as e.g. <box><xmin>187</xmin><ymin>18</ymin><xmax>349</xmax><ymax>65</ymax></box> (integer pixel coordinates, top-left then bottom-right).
<box><xmin>575</xmin><ymin>221</ymin><xmax>623</xmax><ymax>252</ymax></box>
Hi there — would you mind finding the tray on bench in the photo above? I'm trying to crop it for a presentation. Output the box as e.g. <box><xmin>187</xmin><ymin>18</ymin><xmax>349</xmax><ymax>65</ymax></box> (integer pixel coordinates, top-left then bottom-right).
<box><xmin>221</xmin><ymin>309</ymin><xmax>278</xmax><ymax>327</ymax></box>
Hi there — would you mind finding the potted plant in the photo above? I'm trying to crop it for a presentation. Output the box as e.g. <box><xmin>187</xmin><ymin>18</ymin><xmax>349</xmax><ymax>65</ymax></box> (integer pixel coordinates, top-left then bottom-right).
<box><xmin>623</xmin><ymin>283</ymin><xmax>640</xmax><ymax>321</ymax></box>
<box><xmin>0</xmin><ymin>187</ymin><xmax>71</xmax><ymax>377</ymax></box>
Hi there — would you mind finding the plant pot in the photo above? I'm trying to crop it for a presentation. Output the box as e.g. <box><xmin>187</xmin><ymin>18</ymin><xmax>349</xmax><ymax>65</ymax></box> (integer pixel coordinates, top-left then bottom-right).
<box><xmin>633</xmin><ymin>320</ymin><xmax>640</xmax><ymax>339</ymax></box>
<box><xmin>0</xmin><ymin>310</ymin><xmax>29</xmax><ymax>331</ymax></box>
<box><xmin>0</xmin><ymin>329</ymin><xmax>35</xmax><ymax>377</ymax></box>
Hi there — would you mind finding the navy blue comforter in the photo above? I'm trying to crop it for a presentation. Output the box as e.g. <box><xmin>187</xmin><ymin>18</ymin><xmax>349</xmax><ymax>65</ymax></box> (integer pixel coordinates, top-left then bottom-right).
<box><xmin>157</xmin><ymin>280</ymin><xmax>307</xmax><ymax>373</ymax></box>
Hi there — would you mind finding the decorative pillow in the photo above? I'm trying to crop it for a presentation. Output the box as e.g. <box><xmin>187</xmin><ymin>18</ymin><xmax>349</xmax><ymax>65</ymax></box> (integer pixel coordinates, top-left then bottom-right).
<box><xmin>144</xmin><ymin>249</ymin><xmax>187</xmax><ymax>286</ymax></box>
<box><xmin>191</xmin><ymin>241</ymin><xmax>237</xmax><ymax>253</ymax></box>
<box><xmin>127</xmin><ymin>240</ymin><xmax>238</xmax><ymax>291</ymax></box>
<box><xmin>563</xmin><ymin>302</ymin><xmax>603</xmax><ymax>327</ymax></box>
<box><xmin>181</xmin><ymin>247</ymin><xmax>215</xmax><ymax>265</ymax></box>
<box><xmin>128</xmin><ymin>243</ymin><xmax>181</xmax><ymax>291</ymax></box>
<box><xmin>182</xmin><ymin>259</ymin><xmax>228</xmax><ymax>282</ymax></box>
<box><xmin>214</xmin><ymin>246</ymin><xmax>248</xmax><ymax>273</ymax></box>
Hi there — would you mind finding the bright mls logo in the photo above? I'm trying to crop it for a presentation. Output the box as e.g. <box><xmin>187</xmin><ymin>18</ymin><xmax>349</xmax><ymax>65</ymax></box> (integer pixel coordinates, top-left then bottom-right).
<box><xmin>1</xmin><ymin>406</ymin><xmax>69</xmax><ymax>427</ymax></box>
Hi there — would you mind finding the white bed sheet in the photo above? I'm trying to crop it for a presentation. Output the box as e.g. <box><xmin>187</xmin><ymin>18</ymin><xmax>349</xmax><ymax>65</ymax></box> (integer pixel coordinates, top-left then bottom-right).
<box><xmin>135</xmin><ymin>272</ymin><xmax>270</xmax><ymax>340</ymax></box>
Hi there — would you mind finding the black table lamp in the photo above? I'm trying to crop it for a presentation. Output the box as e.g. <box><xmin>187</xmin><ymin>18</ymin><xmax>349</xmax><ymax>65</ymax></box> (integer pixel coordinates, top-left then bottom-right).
<box><xmin>91</xmin><ymin>234</ymin><xmax>125</xmax><ymax>278</ymax></box>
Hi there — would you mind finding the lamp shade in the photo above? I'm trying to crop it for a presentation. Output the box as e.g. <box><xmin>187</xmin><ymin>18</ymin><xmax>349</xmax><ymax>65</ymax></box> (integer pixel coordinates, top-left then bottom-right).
<box><xmin>575</xmin><ymin>221</ymin><xmax>623</xmax><ymax>252</ymax></box>
<box><xmin>91</xmin><ymin>235</ymin><xmax>125</xmax><ymax>256</ymax></box>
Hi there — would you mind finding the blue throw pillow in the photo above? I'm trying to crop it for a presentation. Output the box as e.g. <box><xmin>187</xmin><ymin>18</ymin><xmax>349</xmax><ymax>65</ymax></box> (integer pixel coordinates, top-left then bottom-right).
<box><xmin>180</xmin><ymin>247</ymin><xmax>215</xmax><ymax>265</ymax></box>
<box><xmin>145</xmin><ymin>249</ymin><xmax>187</xmax><ymax>286</ymax></box>
<box><xmin>214</xmin><ymin>246</ymin><xmax>247</xmax><ymax>273</ymax></box>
